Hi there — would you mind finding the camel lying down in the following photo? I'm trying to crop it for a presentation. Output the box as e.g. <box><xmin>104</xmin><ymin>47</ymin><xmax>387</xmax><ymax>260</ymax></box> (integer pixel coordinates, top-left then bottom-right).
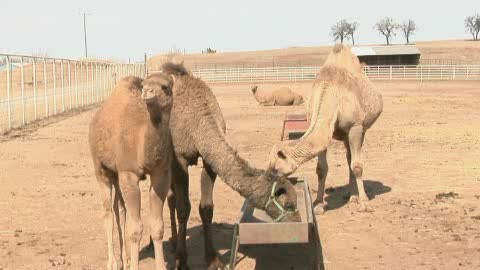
<box><xmin>251</xmin><ymin>85</ymin><xmax>304</xmax><ymax>106</ymax></box>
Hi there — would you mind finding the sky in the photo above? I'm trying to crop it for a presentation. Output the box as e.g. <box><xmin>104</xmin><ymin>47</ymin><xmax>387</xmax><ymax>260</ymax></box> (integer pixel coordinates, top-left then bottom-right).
<box><xmin>1</xmin><ymin>0</ymin><xmax>478</xmax><ymax>62</ymax></box>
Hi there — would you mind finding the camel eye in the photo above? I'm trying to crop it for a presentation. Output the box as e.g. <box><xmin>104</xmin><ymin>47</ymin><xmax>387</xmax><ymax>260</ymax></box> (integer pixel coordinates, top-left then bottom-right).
<box><xmin>161</xmin><ymin>85</ymin><xmax>167</xmax><ymax>90</ymax></box>
<box><xmin>277</xmin><ymin>150</ymin><xmax>287</xmax><ymax>159</ymax></box>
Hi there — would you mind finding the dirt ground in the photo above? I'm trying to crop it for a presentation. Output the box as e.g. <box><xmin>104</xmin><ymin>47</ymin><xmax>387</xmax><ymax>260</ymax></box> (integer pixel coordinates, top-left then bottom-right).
<box><xmin>1</xmin><ymin>80</ymin><xmax>479</xmax><ymax>270</ymax></box>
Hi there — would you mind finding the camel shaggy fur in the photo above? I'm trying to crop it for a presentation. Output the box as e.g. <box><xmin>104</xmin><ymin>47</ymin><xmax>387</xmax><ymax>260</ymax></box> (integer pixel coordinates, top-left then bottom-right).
<box><xmin>267</xmin><ymin>44</ymin><xmax>383</xmax><ymax>213</ymax></box>
<box><xmin>251</xmin><ymin>85</ymin><xmax>304</xmax><ymax>106</ymax></box>
<box><xmin>89</xmin><ymin>73</ymin><xmax>174</xmax><ymax>270</ymax></box>
<box><xmin>156</xmin><ymin>63</ymin><xmax>300</xmax><ymax>269</ymax></box>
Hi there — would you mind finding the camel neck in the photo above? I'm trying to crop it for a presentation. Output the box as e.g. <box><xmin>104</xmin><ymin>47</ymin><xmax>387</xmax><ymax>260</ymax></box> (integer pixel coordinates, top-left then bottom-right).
<box><xmin>194</xmin><ymin>121</ymin><xmax>271</xmax><ymax>209</ymax></box>
<box><xmin>285</xmin><ymin>87</ymin><xmax>338</xmax><ymax>166</ymax></box>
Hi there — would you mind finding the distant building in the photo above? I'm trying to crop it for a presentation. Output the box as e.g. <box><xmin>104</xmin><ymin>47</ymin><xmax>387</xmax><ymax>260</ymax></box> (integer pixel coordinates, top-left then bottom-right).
<box><xmin>351</xmin><ymin>45</ymin><xmax>421</xmax><ymax>66</ymax></box>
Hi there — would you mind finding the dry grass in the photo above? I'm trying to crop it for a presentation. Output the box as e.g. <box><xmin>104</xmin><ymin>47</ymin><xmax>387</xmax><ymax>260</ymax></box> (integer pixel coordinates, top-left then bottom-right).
<box><xmin>148</xmin><ymin>40</ymin><xmax>480</xmax><ymax>69</ymax></box>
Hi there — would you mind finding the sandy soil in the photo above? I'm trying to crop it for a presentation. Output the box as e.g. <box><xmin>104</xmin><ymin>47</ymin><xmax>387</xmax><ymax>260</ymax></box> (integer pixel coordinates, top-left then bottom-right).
<box><xmin>1</xmin><ymin>81</ymin><xmax>479</xmax><ymax>270</ymax></box>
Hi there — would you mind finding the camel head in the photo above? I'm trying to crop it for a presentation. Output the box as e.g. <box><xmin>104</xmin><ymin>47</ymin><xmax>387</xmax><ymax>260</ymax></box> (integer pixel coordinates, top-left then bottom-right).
<box><xmin>266</xmin><ymin>143</ymin><xmax>299</xmax><ymax>177</ymax></box>
<box><xmin>142</xmin><ymin>72</ymin><xmax>174</xmax><ymax>109</ymax></box>
<box><xmin>251</xmin><ymin>85</ymin><xmax>258</xmax><ymax>94</ymax></box>
<box><xmin>261</xmin><ymin>172</ymin><xmax>301</xmax><ymax>222</ymax></box>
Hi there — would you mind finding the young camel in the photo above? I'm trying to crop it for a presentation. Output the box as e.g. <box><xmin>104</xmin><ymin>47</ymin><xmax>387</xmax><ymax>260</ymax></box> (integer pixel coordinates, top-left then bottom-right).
<box><xmin>147</xmin><ymin>63</ymin><xmax>300</xmax><ymax>270</ymax></box>
<box><xmin>89</xmin><ymin>73</ymin><xmax>174</xmax><ymax>270</ymax></box>
<box><xmin>267</xmin><ymin>44</ymin><xmax>383</xmax><ymax>213</ymax></box>
<box><xmin>251</xmin><ymin>85</ymin><xmax>304</xmax><ymax>106</ymax></box>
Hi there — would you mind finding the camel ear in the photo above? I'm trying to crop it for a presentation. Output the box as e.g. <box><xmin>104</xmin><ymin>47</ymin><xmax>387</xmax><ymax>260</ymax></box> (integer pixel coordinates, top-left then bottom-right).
<box><xmin>277</xmin><ymin>150</ymin><xmax>287</xmax><ymax>160</ymax></box>
<box><xmin>169</xmin><ymin>74</ymin><xmax>176</xmax><ymax>86</ymax></box>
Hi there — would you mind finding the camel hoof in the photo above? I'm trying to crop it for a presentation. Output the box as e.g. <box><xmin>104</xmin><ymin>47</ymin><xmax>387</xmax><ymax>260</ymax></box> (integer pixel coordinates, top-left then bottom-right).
<box><xmin>349</xmin><ymin>195</ymin><xmax>359</xmax><ymax>203</ymax></box>
<box><xmin>107</xmin><ymin>259</ymin><xmax>118</xmax><ymax>270</ymax></box>
<box><xmin>314</xmin><ymin>203</ymin><xmax>325</xmax><ymax>215</ymax></box>
<box><xmin>207</xmin><ymin>257</ymin><xmax>225</xmax><ymax>270</ymax></box>
<box><xmin>356</xmin><ymin>203</ymin><xmax>374</xmax><ymax>212</ymax></box>
<box><xmin>175</xmin><ymin>261</ymin><xmax>190</xmax><ymax>270</ymax></box>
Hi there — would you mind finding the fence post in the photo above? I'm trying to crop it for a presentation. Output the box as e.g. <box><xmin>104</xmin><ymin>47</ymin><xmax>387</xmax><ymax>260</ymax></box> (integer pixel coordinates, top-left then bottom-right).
<box><xmin>420</xmin><ymin>65</ymin><xmax>423</xmax><ymax>81</ymax></box>
<box><xmin>43</xmin><ymin>59</ymin><xmax>48</xmax><ymax>117</ymax></box>
<box><xmin>68</xmin><ymin>61</ymin><xmax>72</xmax><ymax>109</ymax></box>
<box><xmin>389</xmin><ymin>66</ymin><xmax>392</xmax><ymax>80</ymax></box>
<box><xmin>74</xmin><ymin>62</ymin><xmax>78</xmax><ymax>108</ymax></box>
<box><xmin>453</xmin><ymin>66</ymin><xmax>456</xmax><ymax>80</ymax></box>
<box><xmin>53</xmin><ymin>60</ymin><xmax>57</xmax><ymax>114</ymax></box>
<box><xmin>93</xmin><ymin>63</ymin><xmax>96</xmax><ymax>103</ymax></box>
<box><xmin>6</xmin><ymin>56</ymin><xmax>12</xmax><ymax>129</ymax></box>
<box><xmin>21</xmin><ymin>57</ymin><xmax>26</xmax><ymax>125</ymax></box>
<box><xmin>80</xmin><ymin>62</ymin><xmax>88</xmax><ymax>106</ymax></box>
<box><xmin>102</xmin><ymin>64</ymin><xmax>108</xmax><ymax>100</ymax></box>
<box><xmin>85</xmin><ymin>63</ymin><xmax>89</xmax><ymax>104</ymax></box>
<box><xmin>95</xmin><ymin>63</ymin><xmax>99</xmax><ymax>102</ymax></box>
<box><xmin>61</xmin><ymin>60</ymin><xmax>65</xmax><ymax>112</ymax></box>
<box><xmin>33</xmin><ymin>58</ymin><xmax>37</xmax><ymax>120</ymax></box>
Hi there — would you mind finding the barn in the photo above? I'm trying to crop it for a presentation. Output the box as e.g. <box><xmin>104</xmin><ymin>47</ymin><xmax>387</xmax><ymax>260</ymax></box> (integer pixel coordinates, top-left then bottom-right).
<box><xmin>351</xmin><ymin>45</ymin><xmax>421</xmax><ymax>66</ymax></box>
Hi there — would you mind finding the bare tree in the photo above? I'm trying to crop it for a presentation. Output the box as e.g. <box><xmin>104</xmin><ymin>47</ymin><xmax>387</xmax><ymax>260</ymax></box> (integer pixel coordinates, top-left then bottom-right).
<box><xmin>331</xmin><ymin>19</ymin><xmax>351</xmax><ymax>44</ymax></box>
<box><xmin>346</xmin><ymin>22</ymin><xmax>359</xmax><ymax>46</ymax></box>
<box><xmin>399</xmin><ymin>19</ymin><xmax>417</xmax><ymax>44</ymax></box>
<box><xmin>374</xmin><ymin>17</ymin><xmax>398</xmax><ymax>45</ymax></box>
<box><xmin>464</xmin><ymin>14</ymin><xmax>480</xmax><ymax>41</ymax></box>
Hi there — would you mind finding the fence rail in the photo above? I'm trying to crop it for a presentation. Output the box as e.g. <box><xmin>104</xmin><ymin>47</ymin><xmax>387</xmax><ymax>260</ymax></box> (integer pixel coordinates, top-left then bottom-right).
<box><xmin>1</xmin><ymin>54</ymin><xmax>144</xmax><ymax>133</ymax></box>
<box><xmin>176</xmin><ymin>65</ymin><xmax>480</xmax><ymax>83</ymax></box>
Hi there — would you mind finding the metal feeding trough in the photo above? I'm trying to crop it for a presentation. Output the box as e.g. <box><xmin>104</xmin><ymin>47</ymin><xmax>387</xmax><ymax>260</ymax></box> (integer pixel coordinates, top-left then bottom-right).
<box><xmin>280</xmin><ymin>113</ymin><xmax>310</xmax><ymax>141</ymax></box>
<box><xmin>228</xmin><ymin>178</ymin><xmax>323</xmax><ymax>269</ymax></box>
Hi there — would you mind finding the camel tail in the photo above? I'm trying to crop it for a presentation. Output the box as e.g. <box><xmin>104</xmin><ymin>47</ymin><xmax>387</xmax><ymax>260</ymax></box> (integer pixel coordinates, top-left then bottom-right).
<box><xmin>161</xmin><ymin>62</ymin><xmax>189</xmax><ymax>77</ymax></box>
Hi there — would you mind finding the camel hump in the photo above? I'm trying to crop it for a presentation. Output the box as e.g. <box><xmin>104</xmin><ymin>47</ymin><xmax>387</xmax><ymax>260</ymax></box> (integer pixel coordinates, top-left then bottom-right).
<box><xmin>119</xmin><ymin>76</ymin><xmax>143</xmax><ymax>92</ymax></box>
<box><xmin>161</xmin><ymin>62</ymin><xmax>189</xmax><ymax>76</ymax></box>
<box><xmin>333</xmin><ymin>43</ymin><xmax>345</xmax><ymax>54</ymax></box>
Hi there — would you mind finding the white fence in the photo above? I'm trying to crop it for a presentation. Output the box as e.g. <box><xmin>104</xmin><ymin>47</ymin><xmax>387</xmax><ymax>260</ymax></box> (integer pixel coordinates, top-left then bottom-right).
<box><xmin>186</xmin><ymin>65</ymin><xmax>480</xmax><ymax>83</ymax></box>
<box><xmin>0</xmin><ymin>54</ymin><xmax>144</xmax><ymax>133</ymax></box>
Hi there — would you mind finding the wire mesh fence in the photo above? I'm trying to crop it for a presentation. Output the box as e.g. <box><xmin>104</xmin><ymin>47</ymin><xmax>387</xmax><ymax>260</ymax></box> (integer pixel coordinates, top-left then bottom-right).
<box><xmin>0</xmin><ymin>54</ymin><xmax>144</xmax><ymax>133</ymax></box>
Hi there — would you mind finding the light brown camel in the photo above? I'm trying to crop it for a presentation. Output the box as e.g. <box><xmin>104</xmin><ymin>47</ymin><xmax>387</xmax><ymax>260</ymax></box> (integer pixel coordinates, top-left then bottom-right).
<box><xmin>267</xmin><ymin>44</ymin><xmax>383</xmax><ymax>213</ymax></box>
<box><xmin>89</xmin><ymin>73</ymin><xmax>174</xmax><ymax>270</ymax></box>
<box><xmin>251</xmin><ymin>85</ymin><xmax>304</xmax><ymax>106</ymax></box>
<box><xmin>150</xmin><ymin>63</ymin><xmax>300</xmax><ymax>270</ymax></box>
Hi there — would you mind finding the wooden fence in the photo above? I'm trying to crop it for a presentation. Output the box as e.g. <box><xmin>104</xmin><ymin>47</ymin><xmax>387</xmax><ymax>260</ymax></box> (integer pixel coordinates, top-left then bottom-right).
<box><xmin>1</xmin><ymin>53</ymin><xmax>144</xmax><ymax>133</ymax></box>
<box><xmin>181</xmin><ymin>65</ymin><xmax>480</xmax><ymax>83</ymax></box>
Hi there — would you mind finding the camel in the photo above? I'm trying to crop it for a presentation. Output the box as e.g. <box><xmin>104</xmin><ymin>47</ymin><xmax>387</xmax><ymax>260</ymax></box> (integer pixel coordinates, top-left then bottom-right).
<box><xmin>89</xmin><ymin>73</ymin><xmax>174</xmax><ymax>270</ymax></box>
<box><xmin>267</xmin><ymin>44</ymin><xmax>383</xmax><ymax>214</ymax></box>
<box><xmin>150</xmin><ymin>63</ymin><xmax>300</xmax><ymax>270</ymax></box>
<box><xmin>251</xmin><ymin>85</ymin><xmax>304</xmax><ymax>106</ymax></box>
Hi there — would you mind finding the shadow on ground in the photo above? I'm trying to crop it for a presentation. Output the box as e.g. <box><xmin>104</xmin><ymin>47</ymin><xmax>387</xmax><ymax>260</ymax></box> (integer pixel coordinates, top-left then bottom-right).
<box><xmin>318</xmin><ymin>180</ymin><xmax>392</xmax><ymax>211</ymax></box>
<box><xmin>139</xmin><ymin>220</ymin><xmax>325</xmax><ymax>269</ymax></box>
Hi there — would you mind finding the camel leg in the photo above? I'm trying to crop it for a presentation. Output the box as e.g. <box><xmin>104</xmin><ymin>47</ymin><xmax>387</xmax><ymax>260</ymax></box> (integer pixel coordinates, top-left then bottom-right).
<box><xmin>199</xmin><ymin>163</ymin><xmax>224</xmax><ymax>269</ymax></box>
<box><xmin>348</xmin><ymin>126</ymin><xmax>371</xmax><ymax>212</ymax></box>
<box><xmin>148</xmin><ymin>187</ymin><xmax>176</xmax><ymax>254</ymax></box>
<box><xmin>167</xmin><ymin>187</ymin><xmax>177</xmax><ymax>252</ymax></box>
<box><xmin>113</xmin><ymin>180</ymin><xmax>128</xmax><ymax>269</ymax></box>
<box><xmin>149</xmin><ymin>167</ymin><xmax>171</xmax><ymax>270</ymax></box>
<box><xmin>118</xmin><ymin>171</ymin><xmax>143</xmax><ymax>270</ymax></box>
<box><xmin>344</xmin><ymin>141</ymin><xmax>359</xmax><ymax>203</ymax></box>
<box><xmin>172</xmin><ymin>162</ymin><xmax>191</xmax><ymax>269</ymax></box>
<box><xmin>314</xmin><ymin>150</ymin><xmax>328</xmax><ymax>215</ymax></box>
<box><xmin>96</xmin><ymin>170</ymin><xmax>118</xmax><ymax>270</ymax></box>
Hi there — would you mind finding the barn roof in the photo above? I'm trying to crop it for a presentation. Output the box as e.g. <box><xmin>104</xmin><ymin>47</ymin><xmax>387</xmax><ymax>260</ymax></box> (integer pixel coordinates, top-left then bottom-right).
<box><xmin>351</xmin><ymin>45</ymin><xmax>421</xmax><ymax>56</ymax></box>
